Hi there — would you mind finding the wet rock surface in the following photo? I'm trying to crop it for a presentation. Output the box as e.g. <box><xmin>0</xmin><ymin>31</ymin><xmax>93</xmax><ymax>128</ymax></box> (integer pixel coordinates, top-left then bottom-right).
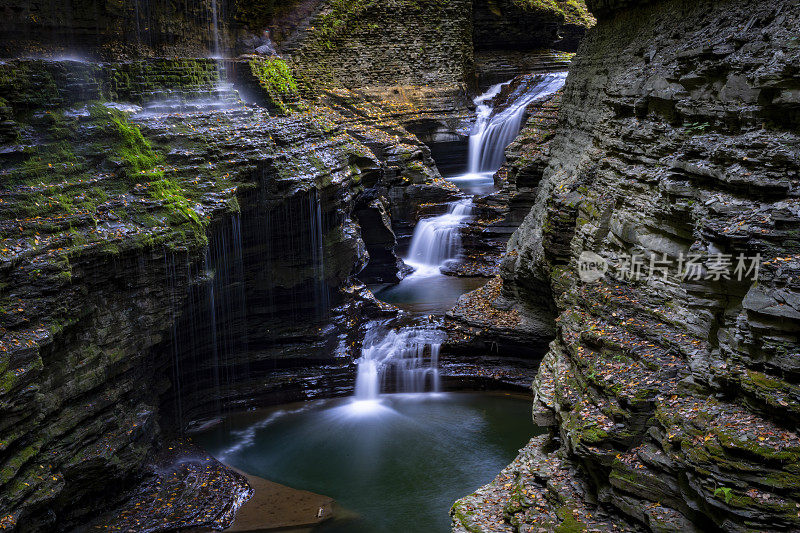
<box><xmin>452</xmin><ymin>435</ymin><xmax>644</xmax><ymax>533</ymax></box>
<box><xmin>0</xmin><ymin>0</ymin><xmax>236</xmax><ymax>59</ymax></box>
<box><xmin>0</xmin><ymin>56</ymin><xmax>455</xmax><ymax>530</ymax></box>
<box><xmin>455</xmin><ymin>0</ymin><xmax>800</xmax><ymax>531</ymax></box>
<box><xmin>445</xmin><ymin>277</ymin><xmax>555</xmax><ymax>359</ymax></box>
<box><xmin>84</xmin><ymin>440</ymin><xmax>252</xmax><ymax>532</ymax></box>
<box><xmin>473</xmin><ymin>0</ymin><xmax>594</xmax><ymax>54</ymax></box>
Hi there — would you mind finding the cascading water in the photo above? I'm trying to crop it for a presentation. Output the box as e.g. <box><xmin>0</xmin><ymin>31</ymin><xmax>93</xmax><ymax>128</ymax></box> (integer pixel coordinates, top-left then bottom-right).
<box><xmin>405</xmin><ymin>199</ymin><xmax>473</xmax><ymax>273</ymax></box>
<box><xmin>357</xmin><ymin>72</ymin><xmax>569</xmax><ymax>407</ymax></box>
<box><xmin>210</xmin><ymin>0</ymin><xmax>222</xmax><ymax>59</ymax></box>
<box><xmin>467</xmin><ymin>72</ymin><xmax>567</xmax><ymax>174</ymax></box>
<box><xmin>354</xmin><ymin>326</ymin><xmax>444</xmax><ymax>401</ymax></box>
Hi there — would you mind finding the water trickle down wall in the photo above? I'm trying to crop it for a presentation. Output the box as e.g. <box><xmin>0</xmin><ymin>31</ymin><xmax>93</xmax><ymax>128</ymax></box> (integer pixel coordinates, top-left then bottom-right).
<box><xmin>0</xmin><ymin>0</ymin><xmax>236</xmax><ymax>59</ymax></box>
<box><xmin>162</xmin><ymin>184</ymin><xmax>347</xmax><ymax>428</ymax></box>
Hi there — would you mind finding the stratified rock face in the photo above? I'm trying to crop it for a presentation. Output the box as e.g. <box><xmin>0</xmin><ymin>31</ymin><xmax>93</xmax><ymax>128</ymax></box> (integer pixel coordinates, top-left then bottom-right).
<box><xmin>0</xmin><ymin>56</ymin><xmax>452</xmax><ymax>530</ymax></box>
<box><xmin>282</xmin><ymin>0</ymin><xmax>474</xmax><ymax>89</ymax></box>
<box><xmin>456</xmin><ymin>0</ymin><xmax>800</xmax><ymax>531</ymax></box>
<box><xmin>473</xmin><ymin>0</ymin><xmax>594</xmax><ymax>52</ymax></box>
<box><xmin>472</xmin><ymin>0</ymin><xmax>592</xmax><ymax>88</ymax></box>
<box><xmin>0</xmin><ymin>0</ymin><xmax>235</xmax><ymax>59</ymax></box>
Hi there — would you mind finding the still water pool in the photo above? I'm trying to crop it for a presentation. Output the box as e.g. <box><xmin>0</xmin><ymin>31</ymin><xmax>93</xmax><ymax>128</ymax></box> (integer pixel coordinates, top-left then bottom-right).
<box><xmin>196</xmin><ymin>393</ymin><xmax>542</xmax><ymax>533</ymax></box>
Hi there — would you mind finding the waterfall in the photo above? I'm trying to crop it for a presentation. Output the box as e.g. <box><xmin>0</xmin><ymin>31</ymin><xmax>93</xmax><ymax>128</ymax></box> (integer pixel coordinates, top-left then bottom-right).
<box><xmin>210</xmin><ymin>0</ymin><xmax>221</xmax><ymax>59</ymax></box>
<box><xmin>467</xmin><ymin>72</ymin><xmax>567</xmax><ymax>174</ymax></box>
<box><xmin>354</xmin><ymin>327</ymin><xmax>444</xmax><ymax>401</ymax></box>
<box><xmin>351</xmin><ymin>71</ymin><xmax>569</xmax><ymax>407</ymax></box>
<box><xmin>165</xmin><ymin>213</ymin><xmax>248</xmax><ymax>428</ymax></box>
<box><xmin>405</xmin><ymin>199</ymin><xmax>473</xmax><ymax>273</ymax></box>
<box><xmin>309</xmin><ymin>189</ymin><xmax>329</xmax><ymax>318</ymax></box>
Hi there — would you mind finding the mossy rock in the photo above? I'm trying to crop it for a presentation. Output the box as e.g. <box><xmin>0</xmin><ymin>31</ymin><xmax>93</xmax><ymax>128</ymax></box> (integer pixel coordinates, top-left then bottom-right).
<box><xmin>555</xmin><ymin>505</ymin><xmax>588</xmax><ymax>532</ymax></box>
<box><xmin>248</xmin><ymin>57</ymin><xmax>301</xmax><ymax>114</ymax></box>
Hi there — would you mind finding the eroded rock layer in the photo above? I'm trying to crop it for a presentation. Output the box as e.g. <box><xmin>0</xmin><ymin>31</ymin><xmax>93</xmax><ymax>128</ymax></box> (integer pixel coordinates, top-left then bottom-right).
<box><xmin>454</xmin><ymin>0</ymin><xmax>800</xmax><ymax>531</ymax></box>
<box><xmin>0</xmin><ymin>56</ymin><xmax>456</xmax><ymax>530</ymax></box>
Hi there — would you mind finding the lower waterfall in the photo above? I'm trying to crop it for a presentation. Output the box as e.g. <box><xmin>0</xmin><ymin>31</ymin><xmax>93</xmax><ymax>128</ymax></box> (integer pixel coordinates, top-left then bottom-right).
<box><xmin>355</xmin><ymin>72</ymin><xmax>568</xmax><ymax>403</ymax></box>
<box><xmin>404</xmin><ymin>199</ymin><xmax>473</xmax><ymax>273</ymax></box>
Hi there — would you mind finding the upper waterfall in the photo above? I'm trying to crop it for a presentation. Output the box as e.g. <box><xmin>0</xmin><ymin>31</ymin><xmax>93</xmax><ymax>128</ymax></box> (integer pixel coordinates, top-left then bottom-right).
<box><xmin>467</xmin><ymin>72</ymin><xmax>567</xmax><ymax>175</ymax></box>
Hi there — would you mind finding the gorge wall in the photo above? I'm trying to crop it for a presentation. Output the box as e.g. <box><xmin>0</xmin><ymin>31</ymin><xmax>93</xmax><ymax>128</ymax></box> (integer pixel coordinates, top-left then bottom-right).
<box><xmin>0</xmin><ymin>57</ymin><xmax>455</xmax><ymax>529</ymax></box>
<box><xmin>453</xmin><ymin>0</ymin><xmax>800</xmax><ymax>531</ymax></box>
<box><xmin>0</xmin><ymin>0</ymin><xmax>599</xmax><ymax>530</ymax></box>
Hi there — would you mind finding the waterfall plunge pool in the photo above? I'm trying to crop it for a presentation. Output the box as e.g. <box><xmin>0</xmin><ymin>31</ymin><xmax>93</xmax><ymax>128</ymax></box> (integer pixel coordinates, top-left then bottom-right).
<box><xmin>193</xmin><ymin>73</ymin><xmax>569</xmax><ymax>532</ymax></box>
<box><xmin>370</xmin><ymin>275</ymin><xmax>486</xmax><ymax>316</ymax></box>
<box><xmin>371</xmin><ymin>198</ymin><xmax>486</xmax><ymax>316</ymax></box>
<box><xmin>196</xmin><ymin>392</ymin><xmax>543</xmax><ymax>533</ymax></box>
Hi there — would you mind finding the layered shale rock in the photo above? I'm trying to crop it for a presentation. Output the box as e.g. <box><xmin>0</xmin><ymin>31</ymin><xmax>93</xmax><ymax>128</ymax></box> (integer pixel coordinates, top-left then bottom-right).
<box><xmin>473</xmin><ymin>0</ymin><xmax>592</xmax><ymax>88</ymax></box>
<box><xmin>274</xmin><ymin>0</ymin><xmax>594</xmax><ymax>179</ymax></box>
<box><xmin>0</xmin><ymin>0</ymin><xmax>235</xmax><ymax>59</ymax></box>
<box><xmin>454</xmin><ymin>0</ymin><xmax>800</xmax><ymax>531</ymax></box>
<box><xmin>445</xmin><ymin>77</ymin><xmax>563</xmax><ymax>356</ymax></box>
<box><xmin>0</xmin><ymin>0</ymin><xmax>600</xmax><ymax>530</ymax></box>
<box><xmin>0</xmin><ymin>57</ymin><xmax>451</xmax><ymax>530</ymax></box>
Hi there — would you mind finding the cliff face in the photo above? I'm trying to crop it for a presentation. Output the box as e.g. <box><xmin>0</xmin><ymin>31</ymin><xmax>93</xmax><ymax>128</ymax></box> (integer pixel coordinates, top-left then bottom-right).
<box><xmin>454</xmin><ymin>0</ymin><xmax>800</xmax><ymax>531</ymax></box>
<box><xmin>0</xmin><ymin>56</ymin><xmax>456</xmax><ymax>529</ymax></box>
<box><xmin>281</xmin><ymin>0</ymin><xmax>592</xmax><ymax>91</ymax></box>
<box><xmin>0</xmin><ymin>0</ymin><xmax>599</xmax><ymax>529</ymax></box>
<box><xmin>283</xmin><ymin>0</ymin><xmax>474</xmax><ymax>89</ymax></box>
<box><xmin>0</xmin><ymin>0</ymin><xmax>237</xmax><ymax>59</ymax></box>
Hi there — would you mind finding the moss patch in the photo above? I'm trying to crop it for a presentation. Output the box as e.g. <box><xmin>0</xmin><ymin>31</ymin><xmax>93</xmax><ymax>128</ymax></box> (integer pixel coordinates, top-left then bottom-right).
<box><xmin>513</xmin><ymin>0</ymin><xmax>595</xmax><ymax>26</ymax></box>
<box><xmin>248</xmin><ymin>58</ymin><xmax>300</xmax><ymax>114</ymax></box>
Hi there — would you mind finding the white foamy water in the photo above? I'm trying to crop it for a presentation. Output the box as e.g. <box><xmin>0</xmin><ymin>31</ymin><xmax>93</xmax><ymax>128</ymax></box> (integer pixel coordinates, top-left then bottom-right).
<box><xmin>353</xmin><ymin>326</ymin><xmax>445</xmax><ymax>402</ymax></box>
<box><xmin>405</xmin><ymin>200</ymin><xmax>473</xmax><ymax>275</ymax></box>
<box><xmin>465</xmin><ymin>72</ymin><xmax>568</xmax><ymax>176</ymax></box>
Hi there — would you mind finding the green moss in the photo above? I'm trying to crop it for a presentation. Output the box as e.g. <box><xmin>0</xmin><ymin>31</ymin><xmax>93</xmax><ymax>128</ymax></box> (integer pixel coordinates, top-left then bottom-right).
<box><xmin>248</xmin><ymin>58</ymin><xmax>300</xmax><ymax>114</ymax></box>
<box><xmin>147</xmin><ymin>177</ymin><xmax>209</xmax><ymax>246</ymax></box>
<box><xmin>89</xmin><ymin>104</ymin><xmax>162</xmax><ymax>176</ymax></box>
<box><xmin>579</xmin><ymin>425</ymin><xmax>609</xmax><ymax>443</ymax></box>
<box><xmin>555</xmin><ymin>506</ymin><xmax>587</xmax><ymax>532</ymax></box>
<box><xmin>312</xmin><ymin>0</ymin><xmax>377</xmax><ymax>50</ymax></box>
<box><xmin>0</xmin><ymin>370</ymin><xmax>16</xmax><ymax>394</ymax></box>
<box><xmin>450</xmin><ymin>501</ymin><xmax>484</xmax><ymax>533</ymax></box>
<box><xmin>513</xmin><ymin>0</ymin><xmax>594</xmax><ymax>26</ymax></box>
<box><xmin>226</xmin><ymin>196</ymin><xmax>241</xmax><ymax>213</ymax></box>
<box><xmin>0</xmin><ymin>444</ymin><xmax>40</xmax><ymax>484</ymax></box>
<box><xmin>745</xmin><ymin>370</ymin><xmax>785</xmax><ymax>390</ymax></box>
<box><xmin>684</xmin><ymin>121</ymin><xmax>711</xmax><ymax>134</ymax></box>
<box><xmin>5</xmin><ymin>103</ymin><xmax>161</xmax><ymax>189</ymax></box>
<box><xmin>148</xmin><ymin>178</ymin><xmax>200</xmax><ymax>224</ymax></box>
<box><xmin>12</xmin><ymin>140</ymin><xmax>85</xmax><ymax>186</ymax></box>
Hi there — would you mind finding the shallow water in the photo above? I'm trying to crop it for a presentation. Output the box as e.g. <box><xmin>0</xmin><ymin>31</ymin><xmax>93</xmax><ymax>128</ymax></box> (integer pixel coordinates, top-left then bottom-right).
<box><xmin>196</xmin><ymin>393</ymin><xmax>541</xmax><ymax>533</ymax></box>
<box><xmin>445</xmin><ymin>172</ymin><xmax>497</xmax><ymax>196</ymax></box>
<box><xmin>371</xmin><ymin>274</ymin><xmax>486</xmax><ymax>316</ymax></box>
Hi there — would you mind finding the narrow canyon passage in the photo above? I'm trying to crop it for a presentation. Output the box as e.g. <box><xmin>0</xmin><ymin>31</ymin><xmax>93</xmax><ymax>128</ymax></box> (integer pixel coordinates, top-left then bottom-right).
<box><xmin>193</xmin><ymin>73</ymin><xmax>568</xmax><ymax>533</ymax></box>
<box><xmin>2</xmin><ymin>1</ymin><xmax>798</xmax><ymax>532</ymax></box>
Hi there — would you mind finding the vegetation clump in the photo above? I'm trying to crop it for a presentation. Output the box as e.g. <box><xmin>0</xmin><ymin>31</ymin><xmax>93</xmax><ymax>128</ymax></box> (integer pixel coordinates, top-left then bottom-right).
<box><xmin>248</xmin><ymin>57</ymin><xmax>300</xmax><ymax>113</ymax></box>
<box><xmin>100</xmin><ymin>106</ymin><xmax>163</xmax><ymax>176</ymax></box>
<box><xmin>5</xmin><ymin>104</ymin><xmax>162</xmax><ymax>187</ymax></box>
<box><xmin>513</xmin><ymin>0</ymin><xmax>595</xmax><ymax>26</ymax></box>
